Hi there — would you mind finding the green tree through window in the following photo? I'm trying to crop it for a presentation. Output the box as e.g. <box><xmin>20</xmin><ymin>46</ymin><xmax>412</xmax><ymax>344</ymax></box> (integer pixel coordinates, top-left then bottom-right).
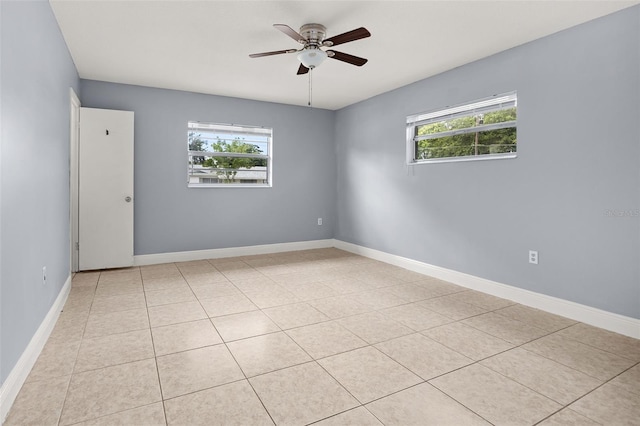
<box><xmin>203</xmin><ymin>138</ymin><xmax>267</xmax><ymax>183</ymax></box>
<box><xmin>416</xmin><ymin>107</ymin><xmax>517</xmax><ymax>159</ymax></box>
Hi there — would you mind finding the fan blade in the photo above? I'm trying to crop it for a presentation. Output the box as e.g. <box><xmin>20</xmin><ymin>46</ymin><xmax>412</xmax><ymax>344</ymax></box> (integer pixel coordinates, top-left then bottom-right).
<box><xmin>297</xmin><ymin>64</ymin><xmax>310</xmax><ymax>75</ymax></box>
<box><xmin>327</xmin><ymin>50</ymin><xmax>368</xmax><ymax>66</ymax></box>
<box><xmin>323</xmin><ymin>27</ymin><xmax>370</xmax><ymax>47</ymax></box>
<box><xmin>274</xmin><ymin>24</ymin><xmax>306</xmax><ymax>43</ymax></box>
<box><xmin>249</xmin><ymin>49</ymin><xmax>297</xmax><ymax>58</ymax></box>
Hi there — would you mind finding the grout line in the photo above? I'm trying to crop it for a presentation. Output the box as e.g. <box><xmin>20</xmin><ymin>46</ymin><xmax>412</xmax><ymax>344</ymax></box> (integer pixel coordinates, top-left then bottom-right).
<box><xmin>140</xmin><ymin>266</ymin><xmax>170</xmax><ymax>426</ymax></box>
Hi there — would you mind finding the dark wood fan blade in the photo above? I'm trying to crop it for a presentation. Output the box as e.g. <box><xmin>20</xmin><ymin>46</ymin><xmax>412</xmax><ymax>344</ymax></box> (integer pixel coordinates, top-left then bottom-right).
<box><xmin>297</xmin><ymin>64</ymin><xmax>310</xmax><ymax>75</ymax></box>
<box><xmin>323</xmin><ymin>27</ymin><xmax>370</xmax><ymax>47</ymax></box>
<box><xmin>327</xmin><ymin>50</ymin><xmax>368</xmax><ymax>66</ymax></box>
<box><xmin>249</xmin><ymin>49</ymin><xmax>297</xmax><ymax>58</ymax></box>
<box><xmin>274</xmin><ymin>24</ymin><xmax>306</xmax><ymax>43</ymax></box>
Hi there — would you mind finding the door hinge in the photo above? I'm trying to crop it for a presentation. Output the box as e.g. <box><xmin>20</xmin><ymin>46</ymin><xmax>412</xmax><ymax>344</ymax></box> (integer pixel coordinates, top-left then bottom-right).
<box><xmin>75</xmin><ymin>242</ymin><xmax>79</xmax><ymax>250</ymax></box>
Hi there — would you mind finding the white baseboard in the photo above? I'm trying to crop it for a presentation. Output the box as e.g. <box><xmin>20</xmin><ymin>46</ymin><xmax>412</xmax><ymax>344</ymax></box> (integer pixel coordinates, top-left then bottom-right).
<box><xmin>0</xmin><ymin>275</ymin><xmax>71</xmax><ymax>424</ymax></box>
<box><xmin>334</xmin><ymin>240</ymin><xmax>640</xmax><ymax>339</ymax></box>
<box><xmin>133</xmin><ymin>239</ymin><xmax>335</xmax><ymax>266</ymax></box>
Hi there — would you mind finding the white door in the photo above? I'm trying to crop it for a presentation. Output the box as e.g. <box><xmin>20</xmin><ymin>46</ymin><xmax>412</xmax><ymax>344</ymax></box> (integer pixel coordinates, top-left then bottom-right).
<box><xmin>79</xmin><ymin>107</ymin><xmax>134</xmax><ymax>270</ymax></box>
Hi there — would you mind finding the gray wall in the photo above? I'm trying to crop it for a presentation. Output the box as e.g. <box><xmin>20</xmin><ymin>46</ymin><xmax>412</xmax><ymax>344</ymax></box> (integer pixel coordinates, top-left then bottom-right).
<box><xmin>0</xmin><ymin>1</ymin><xmax>79</xmax><ymax>384</ymax></box>
<box><xmin>80</xmin><ymin>81</ymin><xmax>336</xmax><ymax>255</ymax></box>
<box><xmin>334</xmin><ymin>6</ymin><xmax>640</xmax><ymax>319</ymax></box>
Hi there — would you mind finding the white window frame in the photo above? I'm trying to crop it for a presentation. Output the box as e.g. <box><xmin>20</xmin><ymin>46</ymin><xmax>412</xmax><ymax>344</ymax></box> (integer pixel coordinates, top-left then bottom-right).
<box><xmin>406</xmin><ymin>91</ymin><xmax>517</xmax><ymax>164</ymax></box>
<box><xmin>188</xmin><ymin>121</ymin><xmax>273</xmax><ymax>188</ymax></box>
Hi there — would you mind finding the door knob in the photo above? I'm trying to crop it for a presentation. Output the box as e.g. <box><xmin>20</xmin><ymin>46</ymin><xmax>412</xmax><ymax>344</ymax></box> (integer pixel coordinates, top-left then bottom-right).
<box><xmin>125</xmin><ymin>196</ymin><xmax>132</xmax><ymax>202</ymax></box>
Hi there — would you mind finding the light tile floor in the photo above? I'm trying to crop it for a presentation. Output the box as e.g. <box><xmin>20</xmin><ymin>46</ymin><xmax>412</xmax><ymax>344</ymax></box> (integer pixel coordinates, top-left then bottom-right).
<box><xmin>5</xmin><ymin>248</ymin><xmax>640</xmax><ymax>425</ymax></box>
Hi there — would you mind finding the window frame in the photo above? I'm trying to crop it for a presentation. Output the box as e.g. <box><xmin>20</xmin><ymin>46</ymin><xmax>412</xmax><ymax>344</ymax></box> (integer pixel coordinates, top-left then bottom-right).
<box><xmin>187</xmin><ymin>121</ymin><xmax>273</xmax><ymax>188</ymax></box>
<box><xmin>406</xmin><ymin>91</ymin><xmax>517</xmax><ymax>164</ymax></box>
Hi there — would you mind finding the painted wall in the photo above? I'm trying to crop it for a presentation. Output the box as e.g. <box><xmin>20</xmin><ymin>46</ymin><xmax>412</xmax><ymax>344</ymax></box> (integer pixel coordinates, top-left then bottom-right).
<box><xmin>80</xmin><ymin>81</ymin><xmax>336</xmax><ymax>255</ymax></box>
<box><xmin>0</xmin><ymin>1</ymin><xmax>79</xmax><ymax>384</ymax></box>
<box><xmin>334</xmin><ymin>6</ymin><xmax>640</xmax><ymax>319</ymax></box>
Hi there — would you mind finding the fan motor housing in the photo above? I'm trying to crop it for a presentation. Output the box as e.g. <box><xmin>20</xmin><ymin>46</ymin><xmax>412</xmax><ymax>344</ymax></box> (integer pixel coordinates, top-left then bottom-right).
<box><xmin>300</xmin><ymin>23</ymin><xmax>327</xmax><ymax>46</ymax></box>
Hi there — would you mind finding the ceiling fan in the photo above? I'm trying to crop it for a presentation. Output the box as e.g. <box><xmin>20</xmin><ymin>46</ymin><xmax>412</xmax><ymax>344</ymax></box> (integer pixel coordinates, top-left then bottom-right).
<box><xmin>249</xmin><ymin>23</ymin><xmax>371</xmax><ymax>75</ymax></box>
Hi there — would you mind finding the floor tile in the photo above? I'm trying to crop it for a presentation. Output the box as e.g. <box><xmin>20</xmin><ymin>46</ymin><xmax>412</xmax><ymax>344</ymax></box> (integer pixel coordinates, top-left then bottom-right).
<box><xmin>249</xmin><ymin>362</ymin><xmax>358</xmax><ymax>425</ymax></box>
<box><xmin>26</xmin><ymin>340</ymin><xmax>81</xmax><ymax>382</ymax></box>
<box><xmin>13</xmin><ymin>250</ymin><xmax>640</xmax><ymax>426</ymax></box>
<box><xmin>227</xmin><ymin>332</ymin><xmax>311</xmax><ymax>377</ymax></box>
<box><xmin>447</xmin><ymin>290</ymin><xmax>515</xmax><ymax>310</ymax></box>
<box><xmin>59</xmin><ymin>359</ymin><xmax>161</xmax><ymax>425</ymax></box>
<box><xmin>609</xmin><ymin>363</ymin><xmax>640</xmax><ymax>396</ymax></box>
<box><xmin>387</xmin><ymin>268</ymin><xmax>429</xmax><ymax>283</ymax></box>
<box><xmin>462</xmin><ymin>312</ymin><xmax>550</xmax><ymax>345</ymax></box>
<box><xmin>385</xmin><ymin>283</ymin><xmax>446</xmax><ymax>302</ymax></box>
<box><xmin>555</xmin><ymin>322</ymin><xmax>640</xmax><ymax>361</ymax></box>
<box><xmin>314</xmin><ymin>407</ymin><xmax>382</xmax><ymax>425</ymax></box>
<box><xmin>381</xmin><ymin>303</ymin><xmax>452</xmax><ymax>331</ymax></box>
<box><xmin>99</xmin><ymin>268</ymin><xmax>141</xmax><ymax>284</ymax></box>
<box><xmin>90</xmin><ymin>292</ymin><xmax>147</xmax><ymax>314</ymax></box>
<box><xmin>337</xmin><ymin>311</ymin><xmax>413</xmax><ymax>344</ymax></box>
<box><xmin>522</xmin><ymin>333</ymin><xmax>636</xmax><ymax>380</ymax></box>
<box><xmin>376</xmin><ymin>333</ymin><xmax>473</xmax><ymax>380</ymax></box>
<box><xmin>288</xmin><ymin>282</ymin><xmax>340</xmax><ymax>301</ymax></box>
<box><xmin>145</xmin><ymin>285</ymin><xmax>196</xmax><ymax>307</ymax></box>
<box><xmin>143</xmin><ymin>276</ymin><xmax>188</xmax><ymax>292</ymax></box>
<box><xmin>230</xmin><ymin>276</ymin><xmax>283</xmax><ymax>293</ymax></box>
<box><xmin>164</xmin><ymin>380</ymin><xmax>273</xmax><ymax>426</ymax></box>
<box><xmin>366</xmin><ymin>382</ymin><xmax>489</xmax><ymax>425</ymax></box>
<box><xmin>243</xmin><ymin>288</ymin><xmax>300</xmax><ymax>309</ymax></box>
<box><xmin>494</xmin><ymin>304</ymin><xmax>576</xmax><ymax>332</ymax></box>
<box><xmin>570</xmin><ymin>382</ymin><xmax>640</xmax><ymax>425</ymax></box>
<box><xmin>4</xmin><ymin>375</ymin><xmax>70</xmax><ymax>426</ymax></box>
<box><xmin>84</xmin><ymin>308</ymin><xmax>149</xmax><ymax>339</ymax></box>
<box><xmin>413</xmin><ymin>277</ymin><xmax>465</xmax><ymax>297</ymax></box>
<box><xmin>211</xmin><ymin>310</ymin><xmax>281</xmax><ymax>342</ymax></box>
<box><xmin>419</xmin><ymin>295</ymin><xmax>488</xmax><ymax>320</ymax></box>
<box><xmin>255</xmin><ymin>263</ymin><xmax>296</xmax><ymax>277</ymax></box>
<box><xmin>156</xmin><ymin>345</ymin><xmax>244</xmax><ymax>399</ymax></box>
<box><xmin>72</xmin><ymin>271</ymin><xmax>100</xmax><ymax>286</ymax></box>
<box><xmin>190</xmin><ymin>281</ymin><xmax>241</xmax><ymax>299</ymax></box>
<box><xmin>75</xmin><ymin>329</ymin><xmax>155</xmax><ymax>372</ymax></box>
<box><xmin>356</xmin><ymin>271</ymin><xmax>404</xmax><ymax>289</ymax></box>
<box><xmin>263</xmin><ymin>302</ymin><xmax>329</xmax><ymax>329</ymax></box>
<box><xmin>321</xmin><ymin>277</ymin><xmax>373</xmax><ymax>294</ymax></box>
<box><xmin>537</xmin><ymin>408</ymin><xmax>601</xmax><ymax>426</ymax></box>
<box><xmin>307</xmin><ymin>295</ymin><xmax>372</xmax><ymax>319</ymax></box>
<box><xmin>73</xmin><ymin>402</ymin><xmax>166</xmax><ymax>426</ymax></box>
<box><xmin>480</xmin><ymin>347</ymin><xmax>602</xmax><ymax>405</ymax></box>
<box><xmin>286</xmin><ymin>321</ymin><xmax>367</xmax><ymax>359</ymax></box>
<box><xmin>151</xmin><ymin>318</ymin><xmax>222</xmax><ymax>356</ymax></box>
<box><xmin>182</xmin><ymin>271</ymin><xmax>229</xmax><ymax>286</ymax></box>
<box><xmin>94</xmin><ymin>281</ymin><xmax>143</xmax><ymax>298</ymax></box>
<box><xmin>430</xmin><ymin>364</ymin><xmax>561</xmax><ymax>426</ymax></box>
<box><xmin>318</xmin><ymin>346</ymin><xmax>422</xmax><ymax>403</ymax></box>
<box><xmin>200</xmin><ymin>294</ymin><xmax>258</xmax><ymax>317</ymax></box>
<box><xmin>348</xmin><ymin>289</ymin><xmax>408</xmax><ymax>310</ymax></box>
<box><xmin>423</xmin><ymin>322</ymin><xmax>514</xmax><ymax>360</ymax></box>
<box><xmin>48</xmin><ymin>311</ymin><xmax>89</xmax><ymax>343</ymax></box>
<box><xmin>148</xmin><ymin>301</ymin><xmax>207</xmax><ymax>328</ymax></box>
<box><xmin>272</xmin><ymin>272</ymin><xmax>323</xmax><ymax>288</ymax></box>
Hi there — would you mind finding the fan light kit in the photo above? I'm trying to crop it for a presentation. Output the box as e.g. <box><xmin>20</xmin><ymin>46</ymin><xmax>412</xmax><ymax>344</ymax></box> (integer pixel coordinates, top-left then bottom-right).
<box><xmin>250</xmin><ymin>23</ymin><xmax>371</xmax><ymax>106</ymax></box>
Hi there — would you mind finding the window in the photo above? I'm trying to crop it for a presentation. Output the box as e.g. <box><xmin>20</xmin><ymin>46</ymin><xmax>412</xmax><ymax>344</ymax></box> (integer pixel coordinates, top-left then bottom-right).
<box><xmin>188</xmin><ymin>121</ymin><xmax>272</xmax><ymax>187</ymax></box>
<box><xmin>407</xmin><ymin>91</ymin><xmax>517</xmax><ymax>163</ymax></box>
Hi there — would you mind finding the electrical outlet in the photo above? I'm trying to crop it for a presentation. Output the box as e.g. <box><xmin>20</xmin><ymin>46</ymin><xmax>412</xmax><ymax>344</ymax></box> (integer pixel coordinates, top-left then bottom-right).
<box><xmin>317</xmin><ymin>218</ymin><xmax>323</xmax><ymax>226</ymax></box>
<box><xmin>42</xmin><ymin>266</ymin><xmax>47</xmax><ymax>285</ymax></box>
<box><xmin>529</xmin><ymin>250</ymin><xmax>538</xmax><ymax>265</ymax></box>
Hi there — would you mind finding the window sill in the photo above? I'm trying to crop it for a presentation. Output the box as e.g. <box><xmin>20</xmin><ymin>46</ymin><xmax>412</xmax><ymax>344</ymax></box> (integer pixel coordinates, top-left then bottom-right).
<box><xmin>409</xmin><ymin>153</ymin><xmax>517</xmax><ymax>165</ymax></box>
<box><xmin>188</xmin><ymin>184</ymin><xmax>272</xmax><ymax>188</ymax></box>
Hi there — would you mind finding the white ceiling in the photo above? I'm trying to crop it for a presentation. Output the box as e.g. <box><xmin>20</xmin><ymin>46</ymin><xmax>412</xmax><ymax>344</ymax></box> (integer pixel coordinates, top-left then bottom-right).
<box><xmin>50</xmin><ymin>0</ymin><xmax>639</xmax><ymax>110</ymax></box>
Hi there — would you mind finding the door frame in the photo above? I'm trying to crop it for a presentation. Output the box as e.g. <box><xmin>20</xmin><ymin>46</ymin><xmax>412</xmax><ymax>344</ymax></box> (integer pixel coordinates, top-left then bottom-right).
<box><xmin>69</xmin><ymin>88</ymin><xmax>80</xmax><ymax>273</ymax></box>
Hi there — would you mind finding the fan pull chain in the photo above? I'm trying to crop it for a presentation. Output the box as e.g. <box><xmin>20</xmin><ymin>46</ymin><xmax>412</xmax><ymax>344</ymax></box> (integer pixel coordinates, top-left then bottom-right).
<box><xmin>308</xmin><ymin>69</ymin><xmax>313</xmax><ymax>107</ymax></box>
